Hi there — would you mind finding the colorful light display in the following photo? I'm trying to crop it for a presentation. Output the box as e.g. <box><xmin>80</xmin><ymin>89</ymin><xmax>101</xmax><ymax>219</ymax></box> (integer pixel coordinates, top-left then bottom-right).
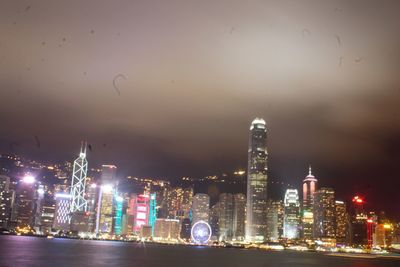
<box><xmin>191</xmin><ymin>220</ymin><xmax>212</xmax><ymax>244</ymax></box>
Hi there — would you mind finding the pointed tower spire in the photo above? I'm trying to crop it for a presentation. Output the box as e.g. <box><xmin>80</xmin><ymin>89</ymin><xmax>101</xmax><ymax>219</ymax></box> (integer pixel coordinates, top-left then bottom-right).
<box><xmin>309</xmin><ymin>165</ymin><xmax>312</xmax><ymax>176</ymax></box>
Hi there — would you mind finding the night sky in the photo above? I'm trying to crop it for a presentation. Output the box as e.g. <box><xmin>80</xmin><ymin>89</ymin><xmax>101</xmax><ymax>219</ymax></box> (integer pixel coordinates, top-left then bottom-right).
<box><xmin>1</xmin><ymin>1</ymin><xmax>400</xmax><ymax>219</ymax></box>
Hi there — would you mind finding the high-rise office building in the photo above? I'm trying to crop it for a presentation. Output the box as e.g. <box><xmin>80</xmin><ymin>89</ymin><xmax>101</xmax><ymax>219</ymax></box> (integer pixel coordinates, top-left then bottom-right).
<box><xmin>192</xmin><ymin>193</ymin><xmax>209</xmax><ymax>224</ymax></box>
<box><xmin>100</xmin><ymin>165</ymin><xmax>117</xmax><ymax>185</ymax></box>
<box><xmin>38</xmin><ymin>194</ymin><xmax>55</xmax><ymax>234</ymax></box>
<box><xmin>149</xmin><ymin>193</ymin><xmax>157</xmax><ymax>233</ymax></box>
<box><xmin>266</xmin><ymin>200</ymin><xmax>284</xmax><ymax>241</ymax></box>
<box><xmin>350</xmin><ymin>195</ymin><xmax>368</xmax><ymax>245</ymax></box>
<box><xmin>283</xmin><ymin>189</ymin><xmax>300</xmax><ymax>239</ymax></box>
<box><xmin>219</xmin><ymin>193</ymin><xmax>234</xmax><ymax>241</ymax></box>
<box><xmin>246</xmin><ymin>118</ymin><xmax>268</xmax><ymax>242</ymax></box>
<box><xmin>124</xmin><ymin>195</ymin><xmax>135</xmax><ymax>235</ymax></box>
<box><xmin>96</xmin><ymin>185</ymin><xmax>115</xmax><ymax>234</ymax></box>
<box><xmin>335</xmin><ymin>200</ymin><xmax>348</xmax><ymax>244</ymax></box>
<box><xmin>70</xmin><ymin>143</ymin><xmax>88</xmax><ymax>213</ymax></box>
<box><xmin>233</xmin><ymin>193</ymin><xmax>246</xmax><ymax>241</ymax></box>
<box><xmin>113</xmin><ymin>195</ymin><xmax>124</xmax><ymax>235</ymax></box>
<box><xmin>209</xmin><ymin>202</ymin><xmax>220</xmax><ymax>240</ymax></box>
<box><xmin>181</xmin><ymin>187</ymin><xmax>193</xmax><ymax>219</ymax></box>
<box><xmin>302</xmin><ymin>166</ymin><xmax>317</xmax><ymax>239</ymax></box>
<box><xmin>167</xmin><ymin>187</ymin><xmax>183</xmax><ymax>219</ymax></box>
<box><xmin>134</xmin><ymin>194</ymin><xmax>150</xmax><ymax>232</ymax></box>
<box><xmin>166</xmin><ymin>187</ymin><xmax>193</xmax><ymax>220</ymax></box>
<box><xmin>314</xmin><ymin>188</ymin><xmax>335</xmax><ymax>238</ymax></box>
<box><xmin>0</xmin><ymin>175</ymin><xmax>14</xmax><ymax>229</ymax></box>
<box><xmin>14</xmin><ymin>177</ymin><xmax>38</xmax><ymax>229</ymax></box>
<box><xmin>180</xmin><ymin>218</ymin><xmax>191</xmax><ymax>240</ymax></box>
<box><xmin>53</xmin><ymin>193</ymin><xmax>71</xmax><ymax>231</ymax></box>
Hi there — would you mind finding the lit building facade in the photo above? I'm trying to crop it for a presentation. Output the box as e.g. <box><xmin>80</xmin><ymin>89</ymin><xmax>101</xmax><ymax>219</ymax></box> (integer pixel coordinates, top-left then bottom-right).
<box><xmin>38</xmin><ymin>195</ymin><xmax>55</xmax><ymax>234</ymax></box>
<box><xmin>113</xmin><ymin>195</ymin><xmax>124</xmax><ymax>235</ymax></box>
<box><xmin>96</xmin><ymin>185</ymin><xmax>115</xmax><ymax>234</ymax></box>
<box><xmin>14</xmin><ymin>179</ymin><xmax>37</xmax><ymax>229</ymax></box>
<box><xmin>283</xmin><ymin>189</ymin><xmax>300</xmax><ymax>239</ymax></box>
<box><xmin>134</xmin><ymin>194</ymin><xmax>150</xmax><ymax>232</ymax></box>
<box><xmin>266</xmin><ymin>200</ymin><xmax>284</xmax><ymax>241</ymax></box>
<box><xmin>192</xmin><ymin>193</ymin><xmax>209</xmax><ymax>224</ymax></box>
<box><xmin>219</xmin><ymin>193</ymin><xmax>234</xmax><ymax>241</ymax></box>
<box><xmin>166</xmin><ymin>187</ymin><xmax>193</xmax><ymax>220</ymax></box>
<box><xmin>53</xmin><ymin>193</ymin><xmax>71</xmax><ymax>231</ymax></box>
<box><xmin>70</xmin><ymin>143</ymin><xmax>88</xmax><ymax>213</ymax></box>
<box><xmin>246</xmin><ymin>118</ymin><xmax>268</xmax><ymax>242</ymax></box>
<box><xmin>335</xmin><ymin>200</ymin><xmax>348</xmax><ymax>243</ymax></box>
<box><xmin>149</xmin><ymin>193</ymin><xmax>157</xmax><ymax>233</ymax></box>
<box><xmin>0</xmin><ymin>175</ymin><xmax>14</xmax><ymax>229</ymax></box>
<box><xmin>302</xmin><ymin>166</ymin><xmax>317</xmax><ymax>239</ymax></box>
<box><xmin>180</xmin><ymin>218</ymin><xmax>191</xmax><ymax>240</ymax></box>
<box><xmin>209</xmin><ymin>202</ymin><xmax>220</xmax><ymax>240</ymax></box>
<box><xmin>313</xmin><ymin>188</ymin><xmax>335</xmax><ymax>238</ymax></box>
<box><xmin>100</xmin><ymin>165</ymin><xmax>117</xmax><ymax>184</ymax></box>
<box><xmin>153</xmin><ymin>218</ymin><xmax>180</xmax><ymax>241</ymax></box>
<box><xmin>233</xmin><ymin>193</ymin><xmax>246</xmax><ymax>241</ymax></box>
<box><xmin>350</xmin><ymin>196</ymin><xmax>368</xmax><ymax>245</ymax></box>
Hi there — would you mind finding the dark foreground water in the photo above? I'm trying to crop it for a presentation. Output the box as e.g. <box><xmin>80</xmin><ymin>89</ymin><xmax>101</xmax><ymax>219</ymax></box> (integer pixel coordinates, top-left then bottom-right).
<box><xmin>0</xmin><ymin>236</ymin><xmax>399</xmax><ymax>267</ymax></box>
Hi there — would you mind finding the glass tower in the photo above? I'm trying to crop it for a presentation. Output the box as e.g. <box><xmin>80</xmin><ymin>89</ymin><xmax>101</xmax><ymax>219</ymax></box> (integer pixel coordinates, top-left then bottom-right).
<box><xmin>245</xmin><ymin>118</ymin><xmax>268</xmax><ymax>242</ymax></box>
<box><xmin>70</xmin><ymin>143</ymin><xmax>88</xmax><ymax>213</ymax></box>
<box><xmin>283</xmin><ymin>189</ymin><xmax>300</xmax><ymax>239</ymax></box>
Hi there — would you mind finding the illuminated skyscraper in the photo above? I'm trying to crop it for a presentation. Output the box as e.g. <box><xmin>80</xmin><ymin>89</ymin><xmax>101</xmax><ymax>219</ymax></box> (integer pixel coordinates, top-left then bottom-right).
<box><xmin>167</xmin><ymin>187</ymin><xmax>183</xmax><ymax>219</ymax></box>
<box><xmin>180</xmin><ymin>218</ymin><xmax>192</xmax><ymax>240</ymax></box>
<box><xmin>70</xmin><ymin>143</ymin><xmax>88</xmax><ymax>213</ymax></box>
<box><xmin>246</xmin><ymin>118</ymin><xmax>268</xmax><ymax>242</ymax></box>
<box><xmin>96</xmin><ymin>185</ymin><xmax>115</xmax><ymax>234</ymax></box>
<box><xmin>302</xmin><ymin>166</ymin><xmax>317</xmax><ymax>239</ymax></box>
<box><xmin>113</xmin><ymin>195</ymin><xmax>123</xmax><ymax>235</ymax></box>
<box><xmin>53</xmin><ymin>193</ymin><xmax>71</xmax><ymax>231</ymax></box>
<box><xmin>165</xmin><ymin>187</ymin><xmax>193</xmax><ymax>220</ymax></box>
<box><xmin>313</xmin><ymin>188</ymin><xmax>335</xmax><ymax>238</ymax></box>
<box><xmin>219</xmin><ymin>193</ymin><xmax>234</xmax><ymax>241</ymax></box>
<box><xmin>283</xmin><ymin>189</ymin><xmax>300</xmax><ymax>239</ymax></box>
<box><xmin>37</xmin><ymin>194</ymin><xmax>56</xmax><ymax>234</ymax></box>
<box><xmin>181</xmin><ymin>187</ymin><xmax>193</xmax><ymax>219</ymax></box>
<box><xmin>266</xmin><ymin>200</ymin><xmax>284</xmax><ymax>241</ymax></box>
<box><xmin>0</xmin><ymin>175</ymin><xmax>14</xmax><ymax>229</ymax></box>
<box><xmin>209</xmin><ymin>202</ymin><xmax>220</xmax><ymax>240</ymax></box>
<box><xmin>14</xmin><ymin>177</ymin><xmax>37</xmax><ymax>229</ymax></box>
<box><xmin>350</xmin><ymin>195</ymin><xmax>368</xmax><ymax>245</ymax></box>
<box><xmin>100</xmin><ymin>165</ymin><xmax>117</xmax><ymax>184</ymax></box>
<box><xmin>124</xmin><ymin>194</ymin><xmax>151</xmax><ymax>233</ymax></box>
<box><xmin>233</xmin><ymin>193</ymin><xmax>246</xmax><ymax>241</ymax></box>
<box><xmin>192</xmin><ymin>193</ymin><xmax>209</xmax><ymax>224</ymax></box>
<box><xmin>149</xmin><ymin>193</ymin><xmax>157</xmax><ymax>233</ymax></box>
<box><xmin>335</xmin><ymin>200</ymin><xmax>348</xmax><ymax>243</ymax></box>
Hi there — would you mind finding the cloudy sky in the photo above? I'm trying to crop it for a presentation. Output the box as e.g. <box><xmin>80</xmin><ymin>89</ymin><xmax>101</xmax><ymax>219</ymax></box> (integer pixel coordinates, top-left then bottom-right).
<box><xmin>1</xmin><ymin>0</ymin><xmax>400</xmax><ymax>217</ymax></box>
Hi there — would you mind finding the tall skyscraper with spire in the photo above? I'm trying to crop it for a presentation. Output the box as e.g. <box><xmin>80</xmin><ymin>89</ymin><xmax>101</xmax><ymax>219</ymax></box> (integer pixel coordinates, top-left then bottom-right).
<box><xmin>245</xmin><ymin>118</ymin><xmax>268</xmax><ymax>242</ymax></box>
<box><xmin>301</xmin><ymin>166</ymin><xmax>317</xmax><ymax>239</ymax></box>
<box><xmin>70</xmin><ymin>142</ymin><xmax>88</xmax><ymax>213</ymax></box>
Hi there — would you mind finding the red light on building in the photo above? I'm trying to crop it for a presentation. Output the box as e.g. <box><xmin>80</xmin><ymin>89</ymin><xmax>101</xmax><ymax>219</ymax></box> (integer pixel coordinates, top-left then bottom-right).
<box><xmin>352</xmin><ymin>196</ymin><xmax>364</xmax><ymax>204</ymax></box>
<box><xmin>133</xmin><ymin>194</ymin><xmax>150</xmax><ymax>231</ymax></box>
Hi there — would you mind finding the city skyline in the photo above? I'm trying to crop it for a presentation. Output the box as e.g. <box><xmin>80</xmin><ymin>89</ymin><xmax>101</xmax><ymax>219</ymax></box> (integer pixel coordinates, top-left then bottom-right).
<box><xmin>0</xmin><ymin>136</ymin><xmax>397</xmax><ymax>221</ymax></box>
<box><xmin>1</xmin><ymin>1</ymin><xmax>400</xmax><ymax>266</ymax></box>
